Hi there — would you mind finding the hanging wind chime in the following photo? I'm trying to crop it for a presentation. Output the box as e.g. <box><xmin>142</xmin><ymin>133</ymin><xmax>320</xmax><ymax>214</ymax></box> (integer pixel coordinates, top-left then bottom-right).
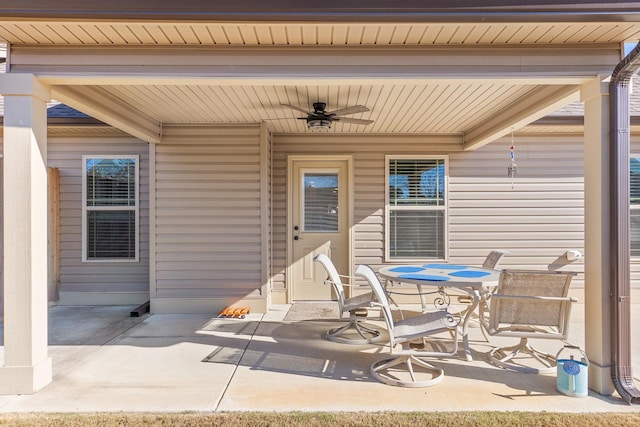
<box><xmin>507</xmin><ymin>128</ymin><xmax>518</xmax><ymax>189</ymax></box>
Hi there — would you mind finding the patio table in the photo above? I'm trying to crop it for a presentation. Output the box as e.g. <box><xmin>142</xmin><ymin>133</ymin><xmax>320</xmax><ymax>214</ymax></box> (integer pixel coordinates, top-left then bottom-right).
<box><xmin>377</xmin><ymin>264</ymin><xmax>500</xmax><ymax>361</ymax></box>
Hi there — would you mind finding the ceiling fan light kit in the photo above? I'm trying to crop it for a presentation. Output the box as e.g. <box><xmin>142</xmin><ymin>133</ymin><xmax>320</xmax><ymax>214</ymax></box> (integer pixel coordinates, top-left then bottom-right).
<box><xmin>307</xmin><ymin>118</ymin><xmax>332</xmax><ymax>130</ymax></box>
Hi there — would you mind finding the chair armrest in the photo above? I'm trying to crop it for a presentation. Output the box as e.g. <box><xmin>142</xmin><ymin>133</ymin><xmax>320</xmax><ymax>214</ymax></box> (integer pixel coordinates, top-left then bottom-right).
<box><xmin>322</xmin><ymin>279</ymin><xmax>370</xmax><ymax>288</ymax></box>
<box><xmin>370</xmin><ymin>300</ymin><xmax>406</xmax><ymax>320</ymax></box>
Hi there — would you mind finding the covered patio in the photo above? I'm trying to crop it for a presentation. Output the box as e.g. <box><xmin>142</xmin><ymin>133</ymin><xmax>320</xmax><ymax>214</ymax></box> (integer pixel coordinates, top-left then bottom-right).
<box><xmin>0</xmin><ymin>303</ymin><xmax>638</xmax><ymax>412</ymax></box>
<box><xmin>0</xmin><ymin>1</ymin><xmax>639</xmax><ymax>401</ymax></box>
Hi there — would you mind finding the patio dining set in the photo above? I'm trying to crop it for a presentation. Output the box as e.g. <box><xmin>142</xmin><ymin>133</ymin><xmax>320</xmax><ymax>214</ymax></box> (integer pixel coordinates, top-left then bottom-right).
<box><xmin>313</xmin><ymin>251</ymin><xmax>578</xmax><ymax>388</ymax></box>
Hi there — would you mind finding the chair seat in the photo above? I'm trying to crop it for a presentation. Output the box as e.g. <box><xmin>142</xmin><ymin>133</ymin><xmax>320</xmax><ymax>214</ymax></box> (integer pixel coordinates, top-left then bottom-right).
<box><xmin>394</xmin><ymin>310</ymin><xmax>456</xmax><ymax>344</ymax></box>
<box><xmin>342</xmin><ymin>291</ymin><xmax>375</xmax><ymax>314</ymax></box>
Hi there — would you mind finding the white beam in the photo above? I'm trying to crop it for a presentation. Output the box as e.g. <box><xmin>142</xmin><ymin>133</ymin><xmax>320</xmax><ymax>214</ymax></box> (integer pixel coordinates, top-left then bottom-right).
<box><xmin>0</xmin><ymin>74</ymin><xmax>52</xmax><ymax>394</ymax></box>
<box><xmin>39</xmin><ymin>76</ymin><xmax>592</xmax><ymax>86</ymax></box>
<box><xmin>51</xmin><ymin>86</ymin><xmax>161</xmax><ymax>144</ymax></box>
<box><xmin>582</xmin><ymin>76</ymin><xmax>615</xmax><ymax>396</ymax></box>
<box><xmin>463</xmin><ymin>85</ymin><xmax>580</xmax><ymax>151</ymax></box>
<box><xmin>13</xmin><ymin>44</ymin><xmax>621</xmax><ymax>81</ymax></box>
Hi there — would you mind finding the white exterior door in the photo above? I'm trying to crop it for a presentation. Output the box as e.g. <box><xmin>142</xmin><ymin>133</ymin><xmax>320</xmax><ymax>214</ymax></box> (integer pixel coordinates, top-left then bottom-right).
<box><xmin>289</xmin><ymin>157</ymin><xmax>350</xmax><ymax>301</ymax></box>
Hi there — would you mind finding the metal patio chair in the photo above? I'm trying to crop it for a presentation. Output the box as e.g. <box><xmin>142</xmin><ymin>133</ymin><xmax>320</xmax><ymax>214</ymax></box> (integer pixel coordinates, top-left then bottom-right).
<box><xmin>478</xmin><ymin>269</ymin><xmax>577</xmax><ymax>374</ymax></box>
<box><xmin>355</xmin><ymin>264</ymin><xmax>459</xmax><ymax>387</ymax></box>
<box><xmin>313</xmin><ymin>254</ymin><xmax>382</xmax><ymax>344</ymax></box>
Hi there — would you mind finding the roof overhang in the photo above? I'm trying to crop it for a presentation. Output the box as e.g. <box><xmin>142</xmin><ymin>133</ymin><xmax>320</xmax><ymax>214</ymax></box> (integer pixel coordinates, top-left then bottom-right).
<box><xmin>1</xmin><ymin>1</ymin><xmax>640</xmax><ymax>22</ymax></box>
<box><xmin>0</xmin><ymin>6</ymin><xmax>637</xmax><ymax>146</ymax></box>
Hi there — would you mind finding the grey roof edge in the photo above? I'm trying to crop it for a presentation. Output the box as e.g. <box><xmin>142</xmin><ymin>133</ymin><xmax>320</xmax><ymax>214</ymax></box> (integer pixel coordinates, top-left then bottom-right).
<box><xmin>0</xmin><ymin>1</ymin><xmax>640</xmax><ymax>23</ymax></box>
<box><xmin>0</xmin><ymin>117</ymin><xmax>107</xmax><ymax>126</ymax></box>
<box><xmin>0</xmin><ymin>103</ymin><xmax>106</xmax><ymax>126</ymax></box>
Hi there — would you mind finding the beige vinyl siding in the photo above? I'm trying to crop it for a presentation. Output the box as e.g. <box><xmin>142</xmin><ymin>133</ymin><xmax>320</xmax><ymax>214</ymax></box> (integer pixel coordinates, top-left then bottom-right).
<box><xmin>154</xmin><ymin>124</ymin><xmax>263</xmax><ymax>300</ymax></box>
<box><xmin>448</xmin><ymin>135</ymin><xmax>585</xmax><ymax>287</ymax></box>
<box><xmin>47</xmin><ymin>136</ymin><xmax>150</xmax><ymax>294</ymax></box>
<box><xmin>272</xmin><ymin>133</ymin><xmax>595</xmax><ymax>296</ymax></box>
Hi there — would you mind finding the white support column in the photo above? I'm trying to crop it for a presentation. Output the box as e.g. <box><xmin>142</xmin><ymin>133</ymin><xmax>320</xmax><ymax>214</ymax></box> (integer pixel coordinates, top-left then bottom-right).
<box><xmin>582</xmin><ymin>76</ymin><xmax>615</xmax><ymax>396</ymax></box>
<box><xmin>0</xmin><ymin>74</ymin><xmax>52</xmax><ymax>394</ymax></box>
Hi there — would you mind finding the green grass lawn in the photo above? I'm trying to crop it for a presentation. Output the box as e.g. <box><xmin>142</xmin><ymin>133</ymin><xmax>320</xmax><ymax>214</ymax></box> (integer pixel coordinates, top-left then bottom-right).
<box><xmin>1</xmin><ymin>412</ymin><xmax>640</xmax><ymax>427</ymax></box>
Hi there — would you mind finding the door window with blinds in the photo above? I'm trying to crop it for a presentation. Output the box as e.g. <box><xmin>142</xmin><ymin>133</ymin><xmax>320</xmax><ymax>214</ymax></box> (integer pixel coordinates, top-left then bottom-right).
<box><xmin>82</xmin><ymin>155</ymin><xmax>139</xmax><ymax>261</ymax></box>
<box><xmin>386</xmin><ymin>156</ymin><xmax>447</xmax><ymax>261</ymax></box>
<box><xmin>303</xmin><ymin>171</ymin><xmax>339</xmax><ymax>232</ymax></box>
<box><xmin>631</xmin><ymin>156</ymin><xmax>640</xmax><ymax>256</ymax></box>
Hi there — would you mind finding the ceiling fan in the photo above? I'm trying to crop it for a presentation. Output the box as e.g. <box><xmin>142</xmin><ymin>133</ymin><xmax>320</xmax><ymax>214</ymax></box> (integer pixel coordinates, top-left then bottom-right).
<box><xmin>282</xmin><ymin>102</ymin><xmax>374</xmax><ymax>130</ymax></box>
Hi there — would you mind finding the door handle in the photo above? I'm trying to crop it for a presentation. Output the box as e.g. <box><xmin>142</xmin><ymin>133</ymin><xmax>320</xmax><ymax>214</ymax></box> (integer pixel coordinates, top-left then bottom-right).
<box><xmin>294</xmin><ymin>236</ymin><xmax>299</xmax><ymax>241</ymax></box>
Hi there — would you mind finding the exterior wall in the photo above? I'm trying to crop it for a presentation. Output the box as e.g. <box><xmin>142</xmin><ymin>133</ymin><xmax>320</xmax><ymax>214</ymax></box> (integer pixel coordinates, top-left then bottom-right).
<box><xmin>151</xmin><ymin>124</ymin><xmax>267</xmax><ymax>313</ymax></box>
<box><xmin>1</xmin><ymin>127</ymin><xmax>639</xmax><ymax>312</ymax></box>
<box><xmin>50</xmin><ymin>135</ymin><xmax>151</xmax><ymax>304</ymax></box>
<box><xmin>1</xmin><ymin>132</ymin><xmax>151</xmax><ymax>306</ymax></box>
<box><xmin>271</xmin><ymin>133</ymin><xmax>629</xmax><ymax>302</ymax></box>
<box><xmin>271</xmin><ymin>134</ymin><xmax>462</xmax><ymax>302</ymax></box>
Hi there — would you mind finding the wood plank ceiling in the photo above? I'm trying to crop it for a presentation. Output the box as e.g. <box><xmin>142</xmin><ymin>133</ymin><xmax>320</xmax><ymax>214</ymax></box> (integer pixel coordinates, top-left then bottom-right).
<box><xmin>1</xmin><ymin>22</ymin><xmax>639</xmax><ymax>46</ymax></box>
<box><xmin>97</xmin><ymin>83</ymin><xmax>538</xmax><ymax>134</ymax></box>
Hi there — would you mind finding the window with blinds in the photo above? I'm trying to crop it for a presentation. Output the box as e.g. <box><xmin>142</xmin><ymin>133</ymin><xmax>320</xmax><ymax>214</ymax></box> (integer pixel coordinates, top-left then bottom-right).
<box><xmin>83</xmin><ymin>156</ymin><xmax>139</xmax><ymax>261</ymax></box>
<box><xmin>303</xmin><ymin>173</ymin><xmax>339</xmax><ymax>232</ymax></box>
<box><xmin>631</xmin><ymin>157</ymin><xmax>640</xmax><ymax>257</ymax></box>
<box><xmin>386</xmin><ymin>157</ymin><xmax>447</xmax><ymax>260</ymax></box>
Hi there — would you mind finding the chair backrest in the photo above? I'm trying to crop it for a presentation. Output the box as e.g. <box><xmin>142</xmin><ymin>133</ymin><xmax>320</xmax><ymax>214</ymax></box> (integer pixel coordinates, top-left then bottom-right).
<box><xmin>355</xmin><ymin>264</ymin><xmax>395</xmax><ymax>333</ymax></box>
<box><xmin>488</xmin><ymin>269</ymin><xmax>575</xmax><ymax>339</ymax></box>
<box><xmin>313</xmin><ymin>254</ymin><xmax>346</xmax><ymax>307</ymax></box>
<box><xmin>482</xmin><ymin>249</ymin><xmax>508</xmax><ymax>269</ymax></box>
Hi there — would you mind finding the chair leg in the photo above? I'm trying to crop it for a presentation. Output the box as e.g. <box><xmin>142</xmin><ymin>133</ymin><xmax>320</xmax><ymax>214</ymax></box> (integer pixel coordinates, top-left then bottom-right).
<box><xmin>489</xmin><ymin>337</ymin><xmax>557</xmax><ymax>374</ymax></box>
<box><xmin>371</xmin><ymin>355</ymin><xmax>444</xmax><ymax>387</ymax></box>
<box><xmin>325</xmin><ymin>317</ymin><xmax>382</xmax><ymax>345</ymax></box>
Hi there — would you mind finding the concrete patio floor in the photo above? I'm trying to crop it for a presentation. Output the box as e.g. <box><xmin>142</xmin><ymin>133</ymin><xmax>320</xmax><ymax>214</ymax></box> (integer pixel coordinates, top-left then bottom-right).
<box><xmin>0</xmin><ymin>303</ymin><xmax>639</xmax><ymax>413</ymax></box>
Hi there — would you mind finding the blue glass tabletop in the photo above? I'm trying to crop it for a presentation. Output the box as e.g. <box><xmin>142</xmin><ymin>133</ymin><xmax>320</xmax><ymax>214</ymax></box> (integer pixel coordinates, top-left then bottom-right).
<box><xmin>389</xmin><ymin>266</ymin><xmax>425</xmax><ymax>273</ymax></box>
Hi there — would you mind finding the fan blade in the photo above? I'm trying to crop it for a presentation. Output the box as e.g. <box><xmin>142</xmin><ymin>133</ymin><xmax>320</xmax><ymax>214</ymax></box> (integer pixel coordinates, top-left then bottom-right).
<box><xmin>335</xmin><ymin>117</ymin><xmax>374</xmax><ymax>125</ymax></box>
<box><xmin>261</xmin><ymin>117</ymin><xmax>299</xmax><ymax>121</ymax></box>
<box><xmin>327</xmin><ymin>105</ymin><xmax>369</xmax><ymax>116</ymax></box>
<box><xmin>281</xmin><ymin>103</ymin><xmax>309</xmax><ymax>114</ymax></box>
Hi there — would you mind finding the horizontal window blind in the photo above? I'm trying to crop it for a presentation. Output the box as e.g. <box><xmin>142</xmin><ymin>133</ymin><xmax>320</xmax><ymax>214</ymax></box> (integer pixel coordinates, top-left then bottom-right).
<box><xmin>87</xmin><ymin>210</ymin><xmax>136</xmax><ymax>259</ymax></box>
<box><xmin>303</xmin><ymin>173</ymin><xmax>339</xmax><ymax>232</ymax></box>
<box><xmin>389</xmin><ymin>210</ymin><xmax>444</xmax><ymax>258</ymax></box>
<box><xmin>387</xmin><ymin>157</ymin><xmax>447</xmax><ymax>260</ymax></box>
<box><xmin>83</xmin><ymin>156</ymin><xmax>138</xmax><ymax>261</ymax></box>
<box><xmin>389</xmin><ymin>158</ymin><xmax>445</xmax><ymax>207</ymax></box>
<box><xmin>86</xmin><ymin>158</ymin><xmax>136</xmax><ymax>207</ymax></box>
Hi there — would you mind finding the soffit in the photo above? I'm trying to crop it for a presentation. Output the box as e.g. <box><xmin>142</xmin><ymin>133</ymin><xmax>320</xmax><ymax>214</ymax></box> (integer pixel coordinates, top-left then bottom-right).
<box><xmin>89</xmin><ymin>82</ymin><xmax>538</xmax><ymax>134</ymax></box>
<box><xmin>0</xmin><ymin>21</ymin><xmax>639</xmax><ymax>46</ymax></box>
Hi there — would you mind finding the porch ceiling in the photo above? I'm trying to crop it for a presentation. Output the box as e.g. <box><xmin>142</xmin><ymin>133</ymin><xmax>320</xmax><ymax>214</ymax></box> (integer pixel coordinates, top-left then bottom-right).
<box><xmin>57</xmin><ymin>82</ymin><xmax>543</xmax><ymax>134</ymax></box>
<box><xmin>42</xmin><ymin>79</ymin><xmax>580</xmax><ymax>148</ymax></box>
<box><xmin>0</xmin><ymin>21</ymin><xmax>639</xmax><ymax>47</ymax></box>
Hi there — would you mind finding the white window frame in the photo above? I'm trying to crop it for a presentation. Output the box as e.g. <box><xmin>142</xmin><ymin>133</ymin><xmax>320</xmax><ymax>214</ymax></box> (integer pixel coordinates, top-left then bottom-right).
<box><xmin>82</xmin><ymin>154</ymin><xmax>140</xmax><ymax>262</ymax></box>
<box><xmin>384</xmin><ymin>155</ymin><xmax>449</xmax><ymax>262</ymax></box>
